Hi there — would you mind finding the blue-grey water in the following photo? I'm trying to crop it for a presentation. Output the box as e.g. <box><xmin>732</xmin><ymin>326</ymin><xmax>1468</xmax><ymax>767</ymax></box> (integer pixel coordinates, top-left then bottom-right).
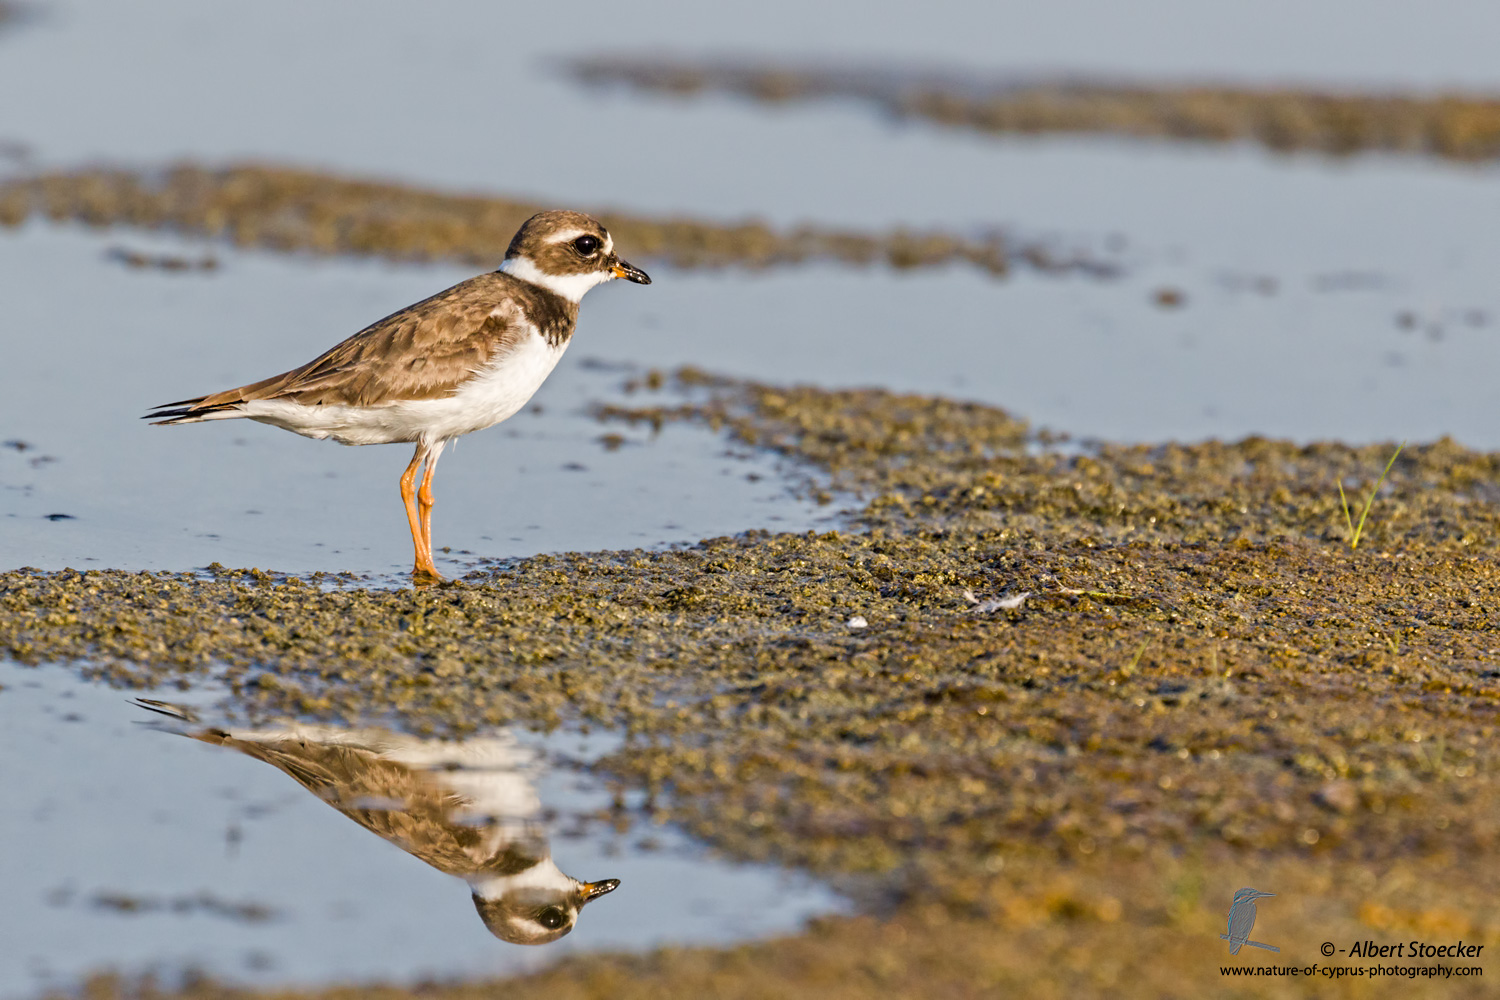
<box><xmin>0</xmin><ymin>662</ymin><xmax>846</xmax><ymax>999</ymax></box>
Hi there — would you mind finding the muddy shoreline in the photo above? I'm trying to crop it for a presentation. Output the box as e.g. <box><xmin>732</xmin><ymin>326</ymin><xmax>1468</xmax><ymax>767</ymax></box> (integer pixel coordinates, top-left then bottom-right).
<box><xmin>6</xmin><ymin>372</ymin><xmax>1498</xmax><ymax>997</ymax></box>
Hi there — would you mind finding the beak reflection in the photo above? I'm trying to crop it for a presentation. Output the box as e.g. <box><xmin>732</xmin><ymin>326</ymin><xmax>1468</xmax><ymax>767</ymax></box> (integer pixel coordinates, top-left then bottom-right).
<box><xmin>582</xmin><ymin>878</ymin><xmax>622</xmax><ymax>902</ymax></box>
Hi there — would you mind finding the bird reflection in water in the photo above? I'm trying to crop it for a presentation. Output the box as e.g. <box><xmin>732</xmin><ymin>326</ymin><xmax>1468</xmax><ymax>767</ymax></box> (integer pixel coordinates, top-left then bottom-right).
<box><xmin>135</xmin><ymin>699</ymin><xmax>620</xmax><ymax>944</ymax></box>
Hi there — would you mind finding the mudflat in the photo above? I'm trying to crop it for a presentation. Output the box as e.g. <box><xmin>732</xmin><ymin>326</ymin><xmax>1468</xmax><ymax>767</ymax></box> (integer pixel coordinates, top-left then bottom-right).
<box><xmin>7</xmin><ymin>371</ymin><xmax>1497</xmax><ymax>997</ymax></box>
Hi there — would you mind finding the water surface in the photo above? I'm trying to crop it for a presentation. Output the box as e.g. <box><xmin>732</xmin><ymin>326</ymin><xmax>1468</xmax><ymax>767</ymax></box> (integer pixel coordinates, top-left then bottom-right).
<box><xmin>2</xmin><ymin>2</ymin><xmax>1497</xmax><ymax>468</ymax></box>
<box><xmin>0</xmin><ymin>661</ymin><xmax>844</xmax><ymax>998</ymax></box>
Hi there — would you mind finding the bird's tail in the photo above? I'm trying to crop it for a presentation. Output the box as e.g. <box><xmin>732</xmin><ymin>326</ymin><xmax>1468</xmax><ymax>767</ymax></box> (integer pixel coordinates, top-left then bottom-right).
<box><xmin>132</xmin><ymin>696</ymin><xmax>200</xmax><ymax>722</ymax></box>
<box><xmin>143</xmin><ymin>396</ymin><xmax>246</xmax><ymax>425</ymax></box>
<box><xmin>132</xmin><ymin>698</ymin><xmax>235</xmax><ymax>747</ymax></box>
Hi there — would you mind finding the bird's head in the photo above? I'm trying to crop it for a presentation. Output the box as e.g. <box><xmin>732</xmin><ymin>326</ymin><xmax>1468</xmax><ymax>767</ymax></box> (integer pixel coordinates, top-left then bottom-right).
<box><xmin>1232</xmin><ymin>888</ymin><xmax>1275</xmax><ymax>905</ymax></box>
<box><xmin>499</xmin><ymin>210</ymin><xmax>650</xmax><ymax>303</ymax></box>
<box><xmin>470</xmin><ymin>858</ymin><xmax>621</xmax><ymax>945</ymax></box>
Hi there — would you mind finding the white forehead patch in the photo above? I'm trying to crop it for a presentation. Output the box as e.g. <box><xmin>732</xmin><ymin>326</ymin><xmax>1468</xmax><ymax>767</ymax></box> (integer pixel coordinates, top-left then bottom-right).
<box><xmin>545</xmin><ymin>228</ymin><xmax>591</xmax><ymax>245</ymax></box>
<box><xmin>543</xmin><ymin>228</ymin><xmax>614</xmax><ymax>254</ymax></box>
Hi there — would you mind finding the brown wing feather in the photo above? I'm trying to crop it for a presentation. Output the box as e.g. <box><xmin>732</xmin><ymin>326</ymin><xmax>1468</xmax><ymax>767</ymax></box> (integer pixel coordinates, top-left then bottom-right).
<box><xmin>149</xmin><ymin>272</ymin><xmax>578</xmax><ymax>422</ymax></box>
<box><xmin>204</xmin><ymin>273</ymin><xmax>519</xmax><ymax>408</ymax></box>
<box><xmin>199</xmin><ymin>731</ymin><xmax>532</xmax><ymax>877</ymax></box>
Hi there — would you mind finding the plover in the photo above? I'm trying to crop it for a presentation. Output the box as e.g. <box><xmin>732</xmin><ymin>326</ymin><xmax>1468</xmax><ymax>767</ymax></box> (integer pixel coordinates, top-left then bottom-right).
<box><xmin>135</xmin><ymin>700</ymin><xmax>620</xmax><ymax>944</ymax></box>
<box><xmin>146</xmin><ymin>211</ymin><xmax>651</xmax><ymax>581</ymax></box>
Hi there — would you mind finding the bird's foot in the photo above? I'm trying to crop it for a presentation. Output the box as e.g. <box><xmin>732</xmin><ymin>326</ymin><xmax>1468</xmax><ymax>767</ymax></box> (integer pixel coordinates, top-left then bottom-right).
<box><xmin>412</xmin><ymin>564</ymin><xmax>446</xmax><ymax>587</ymax></box>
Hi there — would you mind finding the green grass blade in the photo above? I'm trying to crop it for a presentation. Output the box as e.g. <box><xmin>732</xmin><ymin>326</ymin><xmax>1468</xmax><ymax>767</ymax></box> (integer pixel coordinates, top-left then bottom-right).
<box><xmin>1337</xmin><ymin>479</ymin><xmax>1354</xmax><ymax>545</ymax></box>
<box><xmin>1349</xmin><ymin>441</ymin><xmax>1407</xmax><ymax>550</ymax></box>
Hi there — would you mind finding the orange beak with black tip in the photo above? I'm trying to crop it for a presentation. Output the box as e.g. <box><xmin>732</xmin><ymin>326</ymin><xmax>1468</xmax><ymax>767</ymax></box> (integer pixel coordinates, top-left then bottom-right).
<box><xmin>610</xmin><ymin>259</ymin><xmax>651</xmax><ymax>284</ymax></box>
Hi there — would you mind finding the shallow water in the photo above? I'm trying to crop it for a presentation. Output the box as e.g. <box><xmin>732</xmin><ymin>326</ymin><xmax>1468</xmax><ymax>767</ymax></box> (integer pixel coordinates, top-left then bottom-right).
<box><xmin>8</xmin><ymin>1</ymin><xmax>1500</xmax><ymax>201</ymax></box>
<box><xmin>0</xmin><ymin>662</ymin><xmax>845</xmax><ymax>998</ymax></box>
<box><xmin>0</xmin><ymin>2</ymin><xmax>1497</xmax><ymax>479</ymax></box>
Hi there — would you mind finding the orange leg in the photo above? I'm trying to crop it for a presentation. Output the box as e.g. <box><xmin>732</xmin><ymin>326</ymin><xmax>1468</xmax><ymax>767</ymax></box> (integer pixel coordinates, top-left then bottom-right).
<box><xmin>400</xmin><ymin>443</ymin><xmax>442</xmax><ymax>582</ymax></box>
<box><xmin>418</xmin><ymin>444</ymin><xmax>442</xmax><ymax>574</ymax></box>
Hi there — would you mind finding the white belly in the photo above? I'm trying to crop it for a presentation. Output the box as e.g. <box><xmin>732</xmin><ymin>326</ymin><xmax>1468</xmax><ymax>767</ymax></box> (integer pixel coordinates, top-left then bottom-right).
<box><xmin>241</xmin><ymin>328</ymin><xmax>568</xmax><ymax>446</ymax></box>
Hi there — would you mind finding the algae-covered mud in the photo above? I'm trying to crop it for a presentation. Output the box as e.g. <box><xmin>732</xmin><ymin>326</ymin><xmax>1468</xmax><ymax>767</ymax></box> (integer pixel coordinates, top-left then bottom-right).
<box><xmin>574</xmin><ymin>57</ymin><xmax>1500</xmax><ymax>162</ymax></box>
<box><xmin>6</xmin><ymin>375</ymin><xmax>1498</xmax><ymax>997</ymax></box>
<box><xmin>0</xmin><ymin>166</ymin><xmax>1123</xmax><ymax>280</ymax></box>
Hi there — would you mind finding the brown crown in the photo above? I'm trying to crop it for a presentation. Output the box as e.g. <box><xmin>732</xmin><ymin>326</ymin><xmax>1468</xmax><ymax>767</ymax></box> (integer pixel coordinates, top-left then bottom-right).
<box><xmin>504</xmin><ymin>210</ymin><xmax>613</xmax><ymax>277</ymax></box>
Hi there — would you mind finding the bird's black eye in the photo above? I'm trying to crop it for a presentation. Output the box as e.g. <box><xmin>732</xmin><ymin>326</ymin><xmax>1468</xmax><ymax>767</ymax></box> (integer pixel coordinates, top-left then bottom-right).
<box><xmin>572</xmin><ymin>235</ymin><xmax>601</xmax><ymax>256</ymax></box>
<box><xmin>538</xmin><ymin>906</ymin><xmax>566</xmax><ymax>930</ymax></box>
